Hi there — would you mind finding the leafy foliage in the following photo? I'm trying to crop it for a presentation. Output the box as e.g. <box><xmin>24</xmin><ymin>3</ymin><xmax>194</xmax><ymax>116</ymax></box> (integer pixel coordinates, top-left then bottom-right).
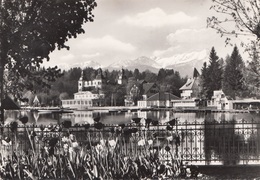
<box><xmin>245</xmin><ymin>42</ymin><xmax>260</xmax><ymax>97</ymax></box>
<box><xmin>208</xmin><ymin>0</ymin><xmax>260</xmax><ymax>96</ymax></box>
<box><xmin>0</xmin><ymin>0</ymin><xmax>97</xmax><ymax>99</ymax></box>
<box><xmin>34</xmin><ymin>67</ymin><xmax>186</xmax><ymax>107</ymax></box>
<box><xmin>207</xmin><ymin>0</ymin><xmax>260</xmax><ymax>42</ymax></box>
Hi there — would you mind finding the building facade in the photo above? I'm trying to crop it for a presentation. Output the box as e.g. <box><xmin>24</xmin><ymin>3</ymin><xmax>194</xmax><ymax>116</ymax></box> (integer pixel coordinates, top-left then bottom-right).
<box><xmin>62</xmin><ymin>69</ymin><xmax>105</xmax><ymax>110</ymax></box>
<box><xmin>179</xmin><ymin>68</ymin><xmax>200</xmax><ymax>99</ymax></box>
<box><xmin>78</xmin><ymin>69</ymin><xmax>103</xmax><ymax>91</ymax></box>
<box><xmin>175</xmin><ymin>68</ymin><xmax>201</xmax><ymax>108</ymax></box>
<box><xmin>117</xmin><ymin>68</ymin><xmax>127</xmax><ymax>85</ymax></box>
<box><xmin>138</xmin><ymin>92</ymin><xmax>180</xmax><ymax>108</ymax></box>
<box><xmin>207</xmin><ymin>90</ymin><xmax>233</xmax><ymax>110</ymax></box>
<box><xmin>62</xmin><ymin>91</ymin><xmax>104</xmax><ymax>109</ymax></box>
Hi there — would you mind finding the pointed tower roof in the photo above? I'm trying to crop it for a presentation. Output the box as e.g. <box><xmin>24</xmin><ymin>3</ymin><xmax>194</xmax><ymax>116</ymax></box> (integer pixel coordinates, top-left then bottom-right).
<box><xmin>33</xmin><ymin>96</ymin><xmax>40</xmax><ymax>104</ymax></box>
<box><xmin>193</xmin><ymin>68</ymin><xmax>200</xmax><ymax>78</ymax></box>
<box><xmin>96</xmin><ymin>68</ymin><xmax>103</xmax><ymax>80</ymax></box>
<box><xmin>79</xmin><ymin>70</ymin><xmax>84</xmax><ymax>81</ymax></box>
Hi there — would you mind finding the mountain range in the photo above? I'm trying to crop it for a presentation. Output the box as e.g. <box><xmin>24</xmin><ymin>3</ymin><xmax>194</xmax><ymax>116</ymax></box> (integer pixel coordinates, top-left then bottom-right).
<box><xmin>61</xmin><ymin>49</ymin><xmax>209</xmax><ymax>78</ymax></box>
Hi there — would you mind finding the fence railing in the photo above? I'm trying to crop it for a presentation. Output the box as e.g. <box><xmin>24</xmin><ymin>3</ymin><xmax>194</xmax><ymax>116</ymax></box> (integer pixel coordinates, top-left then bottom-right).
<box><xmin>177</xmin><ymin>118</ymin><xmax>260</xmax><ymax>165</ymax></box>
<box><xmin>1</xmin><ymin>118</ymin><xmax>260</xmax><ymax>166</ymax></box>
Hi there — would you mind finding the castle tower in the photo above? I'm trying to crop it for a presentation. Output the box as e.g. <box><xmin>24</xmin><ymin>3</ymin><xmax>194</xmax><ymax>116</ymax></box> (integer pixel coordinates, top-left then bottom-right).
<box><xmin>118</xmin><ymin>68</ymin><xmax>127</xmax><ymax>85</ymax></box>
<box><xmin>94</xmin><ymin>68</ymin><xmax>103</xmax><ymax>89</ymax></box>
<box><xmin>78</xmin><ymin>70</ymin><xmax>84</xmax><ymax>92</ymax></box>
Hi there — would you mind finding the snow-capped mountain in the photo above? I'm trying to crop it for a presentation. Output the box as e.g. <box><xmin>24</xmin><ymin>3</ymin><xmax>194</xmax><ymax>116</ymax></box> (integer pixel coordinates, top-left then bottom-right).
<box><xmin>156</xmin><ymin>49</ymin><xmax>208</xmax><ymax>68</ymax></box>
<box><xmin>106</xmin><ymin>56</ymin><xmax>161</xmax><ymax>72</ymax></box>
<box><xmin>156</xmin><ymin>49</ymin><xmax>209</xmax><ymax>77</ymax></box>
<box><xmin>106</xmin><ymin>50</ymin><xmax>209</xmax><ymax>77</ymax></box>
<box><xmin>56</xmin><ymin>50</ymin><xmax>209</xmax><ymax>77</ymax></box>
<box><xmin>55</xmin><ymin>60</ymin><xmax>102</xmax><ymax>70</ymax></box>
<box><xmin>72</xmin><ymin>60</ymin><xmax>102</xmax><ymax>69</ymax></box>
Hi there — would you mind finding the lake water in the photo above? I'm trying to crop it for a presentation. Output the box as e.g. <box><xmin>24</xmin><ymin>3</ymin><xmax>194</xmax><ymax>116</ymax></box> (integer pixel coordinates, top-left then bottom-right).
<box><xmin>4</xmin><ymin>109</ymin><xmax>260</xmax><ymax>165</ymax></box>
<box><xmin>4</xmin><ymin>109</ymin><xmax>260</xmax><ymax>125</ymax></box>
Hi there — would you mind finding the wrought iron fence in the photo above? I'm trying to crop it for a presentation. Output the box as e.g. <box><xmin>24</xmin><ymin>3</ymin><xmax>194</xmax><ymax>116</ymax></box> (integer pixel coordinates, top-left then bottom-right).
<box><xmin>177</xmin><ymin>118</ymin><xmax>260</xmax><ymax>165</ymax></box>
<box><xmin>1</xmin><ymin>118</ymin><xmax>260</xmax><ymax>166</ymax></box>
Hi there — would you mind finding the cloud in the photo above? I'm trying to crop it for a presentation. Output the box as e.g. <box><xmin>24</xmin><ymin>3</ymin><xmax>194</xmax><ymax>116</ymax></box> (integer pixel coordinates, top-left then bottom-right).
<box><xmin>58</xmin><ymin>53</ymin><xmax>75</xmax><ymax>61</ymax></box>
<box><xmin>153</xmin><ymin>46</ymin><xmax>181</xmax><ymax>57</ymax></box>
<box><xmin>153</xmin><ymin>28</ymin><xmax>221</xmax><ymax>57</ymax></box>
<box><xmin>47</xmin><ymin>35</ymin><xmax>137</xmax><ymax>68</ymax></box>
<box><xmin>120</xmin><ymin>8</ymin><xmax>197</xmax><ymax>28</ymax></box>
<box><xmin>152</xmin><ymin>27</ymin><xmax>242</xmax><ymax>61</ymax></box>
<box><xmin>166</xmin><ymin>28</ymin><xmax>216</xmax><ymax>46</ymax></box>
<box><xmin>48</xmin><ymin>53</ymin><xmax>75</xmax><ymax>65</ymax></box>
<box><xmin>79</xmin><ymin>35</ymin><xmax>136</xmax><ymax>53</ymax></box>
<box><xmin>82</xmin><ymin>53</ymin><xmax>100</xmax><ymax>59</ymax></box>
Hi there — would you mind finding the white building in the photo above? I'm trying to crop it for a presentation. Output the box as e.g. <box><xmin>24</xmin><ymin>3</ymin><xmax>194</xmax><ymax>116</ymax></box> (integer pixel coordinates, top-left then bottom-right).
<box><xmin>62</xmin><ymin>69</ymin><xmax>105</xmax><ymax>110</ymax></box>
<box><xmin>174</xmin><ymin>68</ymin><xmax>201</xmax><ymax>108</ymax></box>
<box><xmin>138</xmin><ymin>92</ymin><xmax>180</xmax><ymax>108</ymax></box>
<box><xmin>117</xmin><ymin>68</ymin><xmax>127</xmax><ymax>85</ymax></box>
<box><xmin>62</xmin><ymin>91</ymin><xmax>104</xmax><ymax>110</ymax></box>
<box><xmin>179</xmin><ymin>68</ymin><xmax>200</xmax><ymax>99</ymax></box>
<box><xmin>78</xmin><ymin>69</ymin><xmax>103</xmax><ymax>91</ymax></box>
<box><xmin>171</xmin><ymin>99</ymin><xmax>197</xmax><ymax>108</ymax></box>
<box><xmin>207</xmin><ymin>90</ymin><xmax>232</xmax><ymax>110</ymax></box>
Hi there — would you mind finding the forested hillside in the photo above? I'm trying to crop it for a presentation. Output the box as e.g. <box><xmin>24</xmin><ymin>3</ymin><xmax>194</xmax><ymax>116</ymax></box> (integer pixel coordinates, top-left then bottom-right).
<box><xmin>23</xmin><ymin>67</ymin><xmax>187</xmax><ymax>106</ymax></box>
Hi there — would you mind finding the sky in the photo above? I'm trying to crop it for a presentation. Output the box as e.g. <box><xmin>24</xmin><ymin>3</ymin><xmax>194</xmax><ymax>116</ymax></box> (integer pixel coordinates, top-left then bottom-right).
<box><xmin>45</xmin><ymin>0</ymin><xmax>249</xmax><ymax>69</ymax></box>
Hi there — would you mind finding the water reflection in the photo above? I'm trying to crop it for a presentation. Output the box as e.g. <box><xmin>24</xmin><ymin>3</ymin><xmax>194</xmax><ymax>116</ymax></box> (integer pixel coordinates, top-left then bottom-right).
<box><xmin>3</xmin><ymin>109</ymin><xmax>260</xmax><ymax>165</ymax></box>
<box><xmin>4</xmin><ymin>110</ymin><xmax>260</xmax><ymax>125</ymax></box>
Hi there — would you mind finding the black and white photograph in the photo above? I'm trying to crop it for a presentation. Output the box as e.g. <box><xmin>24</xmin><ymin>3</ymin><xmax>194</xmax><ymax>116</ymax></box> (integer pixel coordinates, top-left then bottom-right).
<box><xmin>0</xmin><ymin>0</ymin><xmax>260</xmax><ymax>179</ymax></box>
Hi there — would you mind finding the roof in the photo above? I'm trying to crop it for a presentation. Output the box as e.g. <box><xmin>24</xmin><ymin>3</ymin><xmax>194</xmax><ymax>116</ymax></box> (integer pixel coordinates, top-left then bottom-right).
<box><xmin>193</xmin><ymin>68</ymin><xmax>200</xmax><ymax>78</ymax></box>
<box><xmin>79</xmin><ymin>70</ymin><xmax>84</xmax><ymax>81</ymax></box>
<box><xmin>179</xmin><ymin>78</ymin><xmax>195</xmax><ymax>90</ymax></box>
<box><xmin>2</xmin><ymin>96</ymin><xmax>20</xmax><ymax>110</ymax></box>
<box><xmin>180</xmin><ymin>68</ymin><xmax>200</xmax><ymax>91</ymax></box>
<box><xmin>143</xmin><ymin>83</ymin><xmax>156</xmax><ymax>94</ymax></box>
<box><xmin>137</xmin><ymin>80</ymin><xmax>147</xmax><ymax>85</ymax></box>
<box><xmin>96</xmin><ymin>74</ymin><xmax>102</xmax><ymax>80</ymax></box>
<box><xmin>232</xmin><ymin>99</ymin><xmax>260</xmax><ymax>103</ymax></box>
<box><xmin>74</xmin><ymin>91</ymin><xmax>94</xmax><ymax>95</ymax></box>
<box><xmin>147</xmin><ymin>92</ymin><xmax>180</xmax><ymax>101</ymax></box>
<box><xmin>33</xmin><ymin>96</ymin><xmax>40</xmax><ymax>103</ymax></box>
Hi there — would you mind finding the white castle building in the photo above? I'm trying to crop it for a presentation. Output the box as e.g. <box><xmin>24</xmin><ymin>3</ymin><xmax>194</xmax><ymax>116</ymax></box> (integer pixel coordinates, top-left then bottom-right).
<box><xmin>62</xmin><ymin>69</ymin><xmax>105</xmax><ymax>110</ymax></box>
<box><xmin>78</xmin><ymin>69</ymin><xmax>103</xmax><ymax>91</ymax></box>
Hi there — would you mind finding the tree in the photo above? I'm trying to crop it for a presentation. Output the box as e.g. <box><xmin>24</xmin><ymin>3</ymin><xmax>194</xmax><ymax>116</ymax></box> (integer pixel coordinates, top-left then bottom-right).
<box><xmin>59</xmin><ymin>92</ymin><xmax>69</xmax><ymax>101</ymax></box>
<box><xmin>200</xmin><ymin>62</ymin><xmax>209</xmax><ymax>98</ymax></box>
<box><xmin>245</xmin><ymin>43</ymin><xmax>260</xmax><ymax>97</ymax></box>
<box><xmin>0</xmin><ymin>0</ymin><xmax>97</xmax><ymax>121</ymax></box>
<box><xmin>133</xmin><ymin>68</ymin><xmax>140</xmax><ymax>80</ymax></box>
<box><xmin>114</xmin><ymin>85</ymin><xmax>126</xmax><ymax>106</ymax></box>
<box><xmin>157</xmin><ymin>68</ymin><xmax>167</xmax><ymax>82</ymax></box>
<box><xmin>143</xmin><ymin>70</ymin><xmax>157</xmax><ymax>82</ymax></box>
<box><xmin>223</xmin><ymin>46</ymin><xmax>245</xmax><ymax>98</ymax></box>
<box><xmin>207</xmin><ymin>0</ymin><xmax>260</xmax><ymax>93</ymax></box>
<box><xmin>207</xmin><ymin>47</ymin><xmax>223</xmax><ymax>98</ymax></box>
<box><xmin>200</xmin><ymin>47</ymin><xmax>223</xmax><ymax>99</ymax></box>
<box><xmin>207</xmin><ymin>0</ymin><xmax>260</xmax><ymax>42</ymax></box>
